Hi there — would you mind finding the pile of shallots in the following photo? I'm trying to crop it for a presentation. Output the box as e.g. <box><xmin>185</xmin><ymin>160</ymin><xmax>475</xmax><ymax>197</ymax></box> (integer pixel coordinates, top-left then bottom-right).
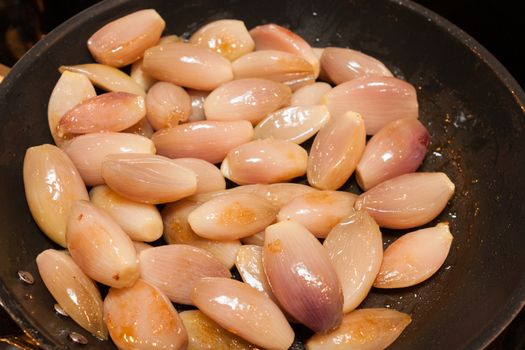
<box><xmin>23</xmin><ymin>8</ymin><xmax>456</xmax><ymax>350</ymax></box>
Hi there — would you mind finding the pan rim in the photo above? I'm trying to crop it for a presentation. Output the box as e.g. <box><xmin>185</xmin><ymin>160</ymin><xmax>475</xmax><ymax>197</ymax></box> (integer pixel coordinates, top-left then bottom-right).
<box><xmin>0</xmin><ymin>0</ymin><xmax>524</xmax><ymax>349</ymax></box>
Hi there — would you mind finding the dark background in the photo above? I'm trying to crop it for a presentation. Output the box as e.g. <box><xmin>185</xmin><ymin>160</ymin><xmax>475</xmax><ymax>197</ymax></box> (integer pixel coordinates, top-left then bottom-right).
<box><xmin>0</xmin><ymin>0</ymin><xmax>523</xmax><ymax>349</ymax></box>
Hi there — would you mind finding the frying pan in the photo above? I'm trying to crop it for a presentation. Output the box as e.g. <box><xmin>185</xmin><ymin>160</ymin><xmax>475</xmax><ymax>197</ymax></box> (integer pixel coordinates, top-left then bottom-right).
<box><xmin>0</xmin><ymin>0</ymin><xmax>524</xmax><ymax>349</ymax></box>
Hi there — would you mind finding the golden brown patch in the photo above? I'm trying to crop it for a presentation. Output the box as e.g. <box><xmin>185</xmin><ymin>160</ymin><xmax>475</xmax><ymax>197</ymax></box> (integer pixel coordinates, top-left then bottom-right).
<box><xmin>219</xmin><ymin>202</ymin><xmax>257</xmax><ymax>226</ymax></box>
<box><xmin>305</xmin><ymin>191</ymin><xmax>336</xmax><ymax>205</ymax></box>
<box><xmin>267</xmin><ymin>239</ymin><xmax>283</xmax><ymax>253</ymax></box>
<box><xmin>77</xmin><ymin>213</ymin><xmax>84</xmax><ymax>220</ymax></box>
<box><xmin>113</xmin><ymin>273</ymin><xmax>120</xmax><ymax>281</ymax></box>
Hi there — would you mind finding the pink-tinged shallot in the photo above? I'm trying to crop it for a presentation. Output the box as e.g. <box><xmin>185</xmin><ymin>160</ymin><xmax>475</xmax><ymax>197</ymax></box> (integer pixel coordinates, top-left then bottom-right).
<box><xmin>320</xmin><ymin>47</ymin><xmax>393</xmax><ymax>85</ymax></box>
<box><xmin>231</xmin><ymin>182</ymin><xmax>318</xmax><ymax>209</ymax></box>
<box><xmin>235</xmin><ymin>245</ymin><xmax>276</xmax><ymax>301</ymax></box>
<box><xmin>254</xmin><ymin>105</ymin><xmax>330</xmax><ymax>144</ymax></box>
<box><xmin>66</xmin><ymin>200</ymin><xmax>139</xmax><ymax>288</ymax></box>
<box><xmin>188</xmin><ymin>193</ymin><xmax>276</xmax><ymax>240</ymax></box>
<box><xmin>191</xmin><ymin>277</ymin><xmax>294</xmax><ymax>349</ymax></box>
<box><xmin>131</xmin><ymin>34</ymin><xmax>183</xmax><ymax>90</ymax></box>
<box><xmin>87</xmin><ymin>9</ymin><xmax>165</xmax><ymax>67</ymax></box>
<box><xmin>250</xmin><ymin>23</ymin><xmax>320</xmax><ymax>77</ymax></box>
<box><xmin>146</xmin><ymin>81</ymin><xmax>191</xmax><ymax>130</ymax></box>
<box><xmin>241</xmin><ymin>232</ymin><xmax>266</xmax><ymax>246</ymax></box>
<box><xmin>104</xmin><ymin>279</ymin><xmax>188</xmax><ymax>350</ymax></box>
<box><xmin>123</xmin><ymin>117</ymin><xmax>155</xmax><ymax>138</ymax></box>
<box><xmin>36</xmin><ymin>249</ymin><xmax>107</xmax><ymax>339</ymax></box>
<box><xmin>89</xmin><ymin>185</ymin><xmax>163</xmax><ymax>242</ymax></box>
<box><xmin>62</xmin><ymin>132</ymin><xmax>155</xmax><ymax>186</ymax></box>
<box><xmin>162</xmin><ymin>200</ymin><xmax>241</xmax><ymax>269</ymax></box>
<box><xmin>130</xmin><ymin>58</ymin><xmax>156</xmax><ymax>91</ymax></box>
<box><xmin>133</xmin><ymin>241</ymin><xmax>153</xmax><ymax>254</ymax></box>
<box><xmin>323</xmin><ymin>76</ymin><xmax>418</xmax><ymax>134</ymax></box>
<box><xmin>59</xmin><ymin>64</ymin><xmax>145</xmax><ymax>97</ymax></box>
<box><xmin>180</xmin><ymin>310</ymin><xmax>258</xmax><ymax>349</ymax></box>
<box><xmin>232</xmin><ymin>50</ymin><xmax>315</xmax><ymax>90</ymax></box>
<box><xmin>187</xmin><ymin>89</ymin><xmax>208</xmax><ymax>122</ymax></box>
<box><xmin>278</xmin><ymin>190</ymin><xmax>357</xmax><ymax>238</ymax></box>
<box><xmin>354</xmin><ymin>172</ymin><xmax>455</xmax><ymax>229</ymax></box>
<box><xmin>222</xmin><ymin>139</ymin><xmax>308</xmax><ymax>185</ymax></box>
<box><xmin>374</xmin><ymin>223</ymin><xmax>453</xmax><ymax>288</ymax></box>
<box><xmin>23</xmin><ymin>144</ymin><xmax>89</xmax><ymax>247</ymax></box>
<box><xmin>152</xmin><ymin>120</ymin><xmax>254</xmax><ymax>164</ymax></box>
<box><xmin>57</xmin><ymin>92</ymin><xmax>146</xmax><ymax>136</ymax></box>
<box><xmin>291</xmin><ymin>82</ymin><xmax>331</xmax><ymax>106</ymax></box>
<box><xmin>171</xmin><ymin>158</ymin><xmax>226</xmax><ymax>194</ymax></box>
<box><xmin>189</xmin><ymin>19</ymin><xmax>255</xmax><ymax>61</ymax></box>
<box><xmin>263</xmin><ymin>221</ymin><xmax>343</xmax><ymax>333</ymax></box>
<box><xmin>47</xmin><ymin>71</ymin><xmax>96</xmax><ymax>145</ymax></box>
<box><xmin>307</xmin><ymin>111</ymin><xmax>366</xmax><ymax>190</ymax></box>
<box><xmin>204</xmin><ymin>78</ymin><xmax>291</xmax><ymax>125</ymax></box>
<box><xmin>356</xmin><ymin>117</ymin><xmax>430</xmax><ymax>190</ymax></box>
<box><xmin>139</xmin><ymin>245</ymin><xmax>231</xmax><ymax>305</ymax></box>
<box><xmin>101</xmin><ymin>153</ymin><xmax>197</xmax><ymax>204</ymax></box>
<box><xmin>143</xmin><ymin>42</ymin><xmax>233</xmax><ymax>90</ymax></box>
<box><xmin>324</xmin><ymin>210</ymin><xmax>383</xmax><ymax>312</ymax></box>
<box><xmin>306</xmin><ymin>308</ymin><xmax>411</xmax><ymax>350</ymax></box>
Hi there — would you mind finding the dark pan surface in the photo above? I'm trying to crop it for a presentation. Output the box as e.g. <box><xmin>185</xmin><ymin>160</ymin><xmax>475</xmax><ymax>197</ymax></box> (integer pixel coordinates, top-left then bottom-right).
<box><xmin>1</xmin><ymin>0</ymin><xmax>524</xmax><ymax>349</ymax></box>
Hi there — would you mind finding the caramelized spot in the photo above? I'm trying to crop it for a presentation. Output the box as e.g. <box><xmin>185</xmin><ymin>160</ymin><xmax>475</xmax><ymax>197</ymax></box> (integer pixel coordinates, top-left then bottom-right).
<box><xmin>219</xmin><ymin>202</ymin><xmax>257</xmax><ymax>226</ymax></box>
<box><xmin>267</xmin><ymin>239</ymin><xmax>283</xmax><ymax>253</ymax></box>
<box><xmin>305</xmin><ymin>191</ymin><xmax>337</xmax><ymax>205</ymax></box>
<box><xmin>77</xmin><ymin>213</ymin><xmax>84</xmax><ymax>220</ymax></box>
<box><xmin>169</xmin><ymin>219</ymin><xmax>195</xmax><ymax>242</ymax></box>
<box><xmin>113</xmin><ymin>273</ymin><xmax>120</xmax><ymax>281</ymax></box>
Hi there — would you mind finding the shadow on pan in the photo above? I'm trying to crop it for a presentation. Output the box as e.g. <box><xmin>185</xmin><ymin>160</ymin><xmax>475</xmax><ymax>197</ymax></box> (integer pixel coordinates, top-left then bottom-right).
<box><xmin>0</xmin><ymin>0</ymin><xmax>524</xmax><ymax>349</ymax></box>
